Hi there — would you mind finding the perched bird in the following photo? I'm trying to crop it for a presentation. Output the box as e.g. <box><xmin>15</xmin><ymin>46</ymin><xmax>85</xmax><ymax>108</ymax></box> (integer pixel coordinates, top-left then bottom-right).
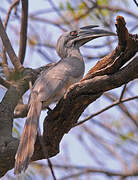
<box><xmin>14</xmin><ymin>25</ymin><xmax>115</xmax><ymax>174</ymax></box>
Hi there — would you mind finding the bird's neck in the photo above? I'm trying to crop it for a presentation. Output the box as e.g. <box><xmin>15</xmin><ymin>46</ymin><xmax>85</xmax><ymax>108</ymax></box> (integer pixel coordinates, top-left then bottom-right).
<box><xmin>66</xmin><ymin>48</ymin><xmax>83</xmax><ymax>60</ymax></box>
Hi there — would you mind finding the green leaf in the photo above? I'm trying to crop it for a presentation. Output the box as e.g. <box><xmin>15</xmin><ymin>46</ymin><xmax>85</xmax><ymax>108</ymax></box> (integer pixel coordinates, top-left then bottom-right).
<box><xmin>126</xmin><ymin>131</ymin><xmax>134</xmax><ymax>138</ymax></box>
<box><xmin>101</xmin><ymin>9</ymin><xmax>109</xmax><ymax>17</ymax></box>
<box><xmin>120</xmin><ymin>134</ymin><xmax>127</xmax><ymax>142</ymax></box>
<box><xmin>67</xmin><ymin>2</ymin><xmax>74</xmax><ymax>12</ymax></box>
<box><xmin>59</xmin><ymin>2</ymin><xmax>64</xmax><ymax>10</ymax></box>
<box><xmin>97</xmin><ymin>0</ymin><xmax>109</xmax><ymax>6</ymax></box>
<box><xmin>120</xmin><ymin>132</ymin><xmax>134</xmax><ymax>142</ymax></box>
<box><xmin>78</xmin><ymin>2</ymin><xmax>86</xmax><ymax>10</ymax></box>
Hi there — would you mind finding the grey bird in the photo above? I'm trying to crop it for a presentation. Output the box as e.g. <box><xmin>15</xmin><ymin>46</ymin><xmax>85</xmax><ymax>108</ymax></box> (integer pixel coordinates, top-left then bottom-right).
<box><xmin>14</xmin><ymin>25</ymin><xmax>115</xmax><ymax>174</ymax></box>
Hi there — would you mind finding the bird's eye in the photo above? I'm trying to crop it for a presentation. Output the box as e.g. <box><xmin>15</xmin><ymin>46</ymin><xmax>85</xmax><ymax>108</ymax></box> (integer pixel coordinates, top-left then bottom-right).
<box><xmin>70</xmin><ymin>31</ymin><xmax>78</xmax><ymax>36</ymax></box>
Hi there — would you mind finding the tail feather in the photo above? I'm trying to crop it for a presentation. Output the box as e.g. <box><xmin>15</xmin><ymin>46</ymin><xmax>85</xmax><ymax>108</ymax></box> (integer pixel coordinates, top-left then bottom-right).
<box><xmin>14</xmin><ymin>92</ymin><xmax>42</xmax><ymax>174</ymax></box>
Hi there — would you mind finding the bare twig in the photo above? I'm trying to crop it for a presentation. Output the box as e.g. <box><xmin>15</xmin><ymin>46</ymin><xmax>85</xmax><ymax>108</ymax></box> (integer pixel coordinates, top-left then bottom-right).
<box><xmin>98</xmin><ymin>5</ymin><xmax>138</xmax><ymax>19</ymax></box>
<box><xmin>77</xmin><ymin>134</ymin><xmax>104</xmax><ymax>166</ymax></box>
<box><xmin>38</xmin><ymin>134</ymin><xmax>57</xmax><ymax>180</ymax></box>
<box><xmin>47</xmin><ymin>159</ymin><xmax>57</xmax><ymax>180</ymax></box>
<box><xmin>4</xmin><ymin>0</ymin><xmax>19</xmax><ymax>30</ymax></box>
<box><xmin>2</xmin><ymin>0</ymin><xmax>19</xmax><ymax>78</ymax></box>
<box><xmin>59</xmin><ymin>169</ymin><xmax>138</xmax><ymax>180</ymax></box>
<box><xmin>48</xmin><ymin>0</ymin><xmax>71</xmax><ymax>27</ymax></box>
<box><xmin>18</xmin><ymin>0</ymin><xmax>28</xmax><ymax>64</ymax></box>
<box><xmin>119</xmin><ymin>84</ymin><xmax>127</xmax><ymax>101</ymax></box>
<box><xmin>104</xmin><ymin>92</ymin><xmax>138</xmax><ymax>127</ymax></box>
<box><xmin>37</xmin><ymin>48</ymin><xmax>54</xmax><ymax>63</ymax></box>
<box><xmin>32</xmin><ymin>162</ymin><xmax>138</xmax><ymax>179</ymax></box>
<box><xmin>82</xmin><ymin>125</ymin><xmax>129</xmax><ymax>171</ymax></box>
<box><xmin>89</xmin><ymin>119</ymin><xmax>138</xmax><ymax>144</ymax></box>
<box><xmin>133</xmin><ymin>0</ymin><xmax>138</xmax><ymax>6</ymax></box>
<box><xmin>76</xmin><ymin>96</ymin><xmax>138</xmax><ymax>127</ymax></box>
<box><xmin>30</xmin><ymin>16</ymin><xmax>66</xmax><ymax>31</ymax></box>
<box><xmin>0</xmin><ymin>18</ymin><xmax>24</xmax><ymax>72</ymax></box>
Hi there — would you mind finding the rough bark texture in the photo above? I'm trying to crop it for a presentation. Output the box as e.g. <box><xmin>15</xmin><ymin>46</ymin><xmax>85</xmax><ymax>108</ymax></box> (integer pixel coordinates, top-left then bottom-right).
<box><xmin>0</xmin><ymin>16</ymin><xmax>138</xmax><ymax>177</ymax></box>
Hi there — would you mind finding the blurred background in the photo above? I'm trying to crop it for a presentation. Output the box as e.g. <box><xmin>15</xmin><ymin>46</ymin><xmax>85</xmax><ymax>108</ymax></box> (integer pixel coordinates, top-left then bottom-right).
<box><xmin>0</xmin><ymin>0</ymin><xmax>138</xmax><ymax>179</ymax></box>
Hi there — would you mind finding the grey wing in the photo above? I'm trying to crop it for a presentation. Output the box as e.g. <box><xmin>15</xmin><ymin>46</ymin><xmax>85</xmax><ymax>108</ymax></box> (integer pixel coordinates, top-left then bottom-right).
<box><xmin>32</xmin><ymin>62</ymin><xmax>69</xmax><ymax>105</ymax></box>
<box><xmin>31</xmin><ymin>57</ymin><xmax>85</xmax><ymax>106</ymax></box>
<box><xmin>33</xmin><ymin>61</ymin><xmax>59</xmax><ymax>86</ymax></box>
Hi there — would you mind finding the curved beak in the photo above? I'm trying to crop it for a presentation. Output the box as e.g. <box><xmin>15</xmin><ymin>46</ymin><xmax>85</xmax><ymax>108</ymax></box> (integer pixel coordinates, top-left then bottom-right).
<box><xmin>75</xmin><ymin>25</ymin><xmax>116</xmax><ymax>47</ymax></box>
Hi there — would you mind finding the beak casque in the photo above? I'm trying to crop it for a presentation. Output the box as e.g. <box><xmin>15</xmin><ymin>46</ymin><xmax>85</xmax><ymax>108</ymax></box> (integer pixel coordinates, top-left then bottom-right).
<box><xmin>75</xmin><ymin>25</ymin><xmax>116</xmax><ymax>47</ymax></box>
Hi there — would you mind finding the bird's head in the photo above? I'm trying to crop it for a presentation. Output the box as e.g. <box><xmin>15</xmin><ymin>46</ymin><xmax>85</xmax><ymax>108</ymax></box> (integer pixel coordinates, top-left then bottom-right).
<box><xmin>56</xmin><ymin>25</ymin><xmax>116</xmax><ymax>58</ymax></box>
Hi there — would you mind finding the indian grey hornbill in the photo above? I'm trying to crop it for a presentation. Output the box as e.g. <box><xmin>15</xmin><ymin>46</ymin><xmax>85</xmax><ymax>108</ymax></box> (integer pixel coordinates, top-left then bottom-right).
<box><xmin>14</xmin><ymin>25</ymin><xmax>115</xmax><ymax>174</ymax></box>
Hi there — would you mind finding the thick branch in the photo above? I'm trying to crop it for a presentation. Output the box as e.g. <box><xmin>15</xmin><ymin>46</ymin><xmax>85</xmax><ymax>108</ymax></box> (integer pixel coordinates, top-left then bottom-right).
<box><xmin>0</xmin><ymin>64</ymin><xmax>55</xmax><ymax>177</ymax></box>
<box><xmin>0</xmin><ymin>57</ymin><xmax>137</xmax><ymax>177</ymax></box>
<box><xmin>82</xmin><ymin>16</ymin><xmax>138</xmax><ymax>81</ymax></box>
<box><xmin>40</xmin><ymin>57</ymin><xmax>138</xmax><ymax>158</ymax></box>
<box><xmin>33</xmin><ymin>16</ymin><xmax>138</xmax><ymax>159</ymax></box>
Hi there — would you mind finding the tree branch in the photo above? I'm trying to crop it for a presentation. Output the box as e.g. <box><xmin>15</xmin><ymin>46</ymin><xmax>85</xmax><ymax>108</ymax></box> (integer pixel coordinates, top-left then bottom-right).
<box><xmin>59</xmin><ymin>169</ymin><xmax>138</xmax><ymax>180</ymax></box>
<box><xmin>104</xmin><ymin>92</ymin><xmax>138</xmax><ymax>126</ymax></box>
<box><xmin>4</xmin><ymin>0</ymin><xmax>19</xmax><ymax>30</ymax></box>
<box><xmin>76</xmin><ymin>95</ymin><xmax>138</xmax><ymax>127</ymax></box>
<box><xmin>133</xmin><ymin>0</ymin><xmax>138</xmax><ymax>6</ymax></box>
<box><xmin>0</xmin><ymin>63</ymin><xmax>55</xmax><ymax>177</ymax></box>
<box><xmin>18</xmin><ymin>0</ymin><xmax>28</xmax><ymax>64</ymax></box>
<box><xmin>40</xmin><ymin>56</ymin><xmax>138</xmax><ymax>159</ymax></box>
<box><xmin>98</xmin><ymin>5</ymin><xmax>138</xmax><ymax>19</ymax></box>
<box><xmin>0</xmin><ymin>57</ymin><xmax>137</xmax><ymax>177</ymax></box>
<box><xmin>0</xmin><ymin>18</ymin><xmax>23</xmax><ymax>72</ymax></box>
<box><xmin>82</xmin><ymin>16</ymin><xmax>138</xmax><ymax>81</ymax></box>
<box><xmin>0</xmin><ymin>77</ymin><xmax>11</xmax><ymax>89</ymax></box>
<box><xmin>29</xmin><ymin>163</ymin><xmax>138</xmax><ymax>179</ymax></box>
<box><xmin>1</xmin><ymin>0</ymin><xmax>19</xmax><ymax>79</ymax></box>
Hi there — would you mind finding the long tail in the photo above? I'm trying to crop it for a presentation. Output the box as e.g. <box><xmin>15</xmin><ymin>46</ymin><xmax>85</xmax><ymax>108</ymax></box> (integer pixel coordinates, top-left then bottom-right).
<box><xmin>14</xmin><ymin>92</ymin><xmax>42</xmax><ymax>174</ymax></box>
